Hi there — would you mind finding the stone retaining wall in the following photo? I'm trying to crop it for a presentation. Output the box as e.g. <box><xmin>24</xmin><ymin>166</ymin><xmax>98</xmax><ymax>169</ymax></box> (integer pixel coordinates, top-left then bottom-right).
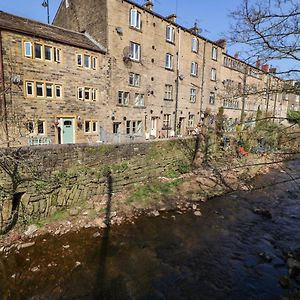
<box><xmin>0</xmin><ymin>139</ymin><xmax>194</xmax><ymax>226</ymax></box>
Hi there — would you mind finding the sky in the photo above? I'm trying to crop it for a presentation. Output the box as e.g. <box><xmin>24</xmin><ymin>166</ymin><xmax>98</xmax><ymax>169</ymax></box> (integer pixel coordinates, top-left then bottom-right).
<box><xmin>0</xmin><ymin>0</ymin><xmax>295</xmax><ymax>76</ymax></box>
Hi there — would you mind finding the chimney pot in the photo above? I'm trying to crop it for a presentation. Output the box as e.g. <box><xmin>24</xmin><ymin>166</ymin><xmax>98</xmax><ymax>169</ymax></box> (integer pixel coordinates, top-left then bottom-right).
<box><xmin>144</xmin><ymin>0</ymin><xmax>154</xmax><ymax>11</ymax></box>
<box><xmin>166</xmin><ymin>14</ymin><xmax>176</xmax><ymax>23</ymax></box>
<box><xmin>234</xmin><ymin>52</ymin><xmax>239</xmax><ymax>59</ymax></box>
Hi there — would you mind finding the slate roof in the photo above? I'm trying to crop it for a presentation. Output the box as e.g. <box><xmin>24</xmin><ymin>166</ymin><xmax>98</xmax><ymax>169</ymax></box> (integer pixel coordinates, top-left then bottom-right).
<box><xmin>0</xmin><ymin>11</ymin><xmax>106</xmax><ymax>53</ymax></box>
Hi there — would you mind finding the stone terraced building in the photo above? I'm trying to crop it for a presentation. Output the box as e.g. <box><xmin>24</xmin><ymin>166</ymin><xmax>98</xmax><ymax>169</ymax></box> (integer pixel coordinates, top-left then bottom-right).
<box><xmin>0</xmin><ymin>0</ymin><xmax>292</xmax><ymax>147</ymax></box>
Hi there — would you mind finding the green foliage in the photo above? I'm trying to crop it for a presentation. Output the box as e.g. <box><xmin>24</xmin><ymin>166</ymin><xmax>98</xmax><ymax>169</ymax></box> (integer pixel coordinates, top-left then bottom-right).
<box><xmin>164</xmin><ymin>169</ymin><xmax>180</xmax><ymax>179</ymax></box>
<box><xmin>101</xmin><ymin>165</ymin><xmax>111</xmax><ymax>177</ymax></box>
<box><xmin>176</xmin><ymin>159</ymin><xmax>190</xmax><ymax>174</ymax></box>
<box><xmin>112</xmin><ymin>162</ymin><xmax>129</xmax><ymax>173</ymax></box>
<box><xmin>126</xmin><ymin>179</ymin><xmax>182</xmax><ymax>204</ymax></box>
<box><xmin>287</xmin><ymin>110</ymin><xmax>300</xmax><ymax>124</ymax></box>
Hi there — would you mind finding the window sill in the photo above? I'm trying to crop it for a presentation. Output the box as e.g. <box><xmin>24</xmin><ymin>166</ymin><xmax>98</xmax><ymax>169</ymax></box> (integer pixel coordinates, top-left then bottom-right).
<box><xmin>164</xmin><ymin>98</ymin><xmax>173</xmax><ymax>101</ymax></box>
<box><xmin>190</xmin><ymin>74</ymin><xmax>198</xmax><ymax>78</ymax></box>
<box><xmin>129</xmin><ymin>26</ymin><xmax>142</xmax><ymax>33</ymax></box>
<box><xmin>166</xmin><ymin>40</ymin><xmax>175</xmax><ymax>45</ymax></box>
<box><xmin>162</xmin><ymin>126</ymin><xmax>172</xmax><ymax>130</ymax></box>
<box><xmin>116</xmin><ymin>104</ymin><xmax>129</xmax><ymax>107</ymax></box>
<box><xmin>165</xmin><ymin>68</ymin><xmax>174</xmax><ymax>72</ymax></box>
<box><xmin>133</xmin><ymin>105</ymin><xmax>146</xmax><ymax>109</ymax></box>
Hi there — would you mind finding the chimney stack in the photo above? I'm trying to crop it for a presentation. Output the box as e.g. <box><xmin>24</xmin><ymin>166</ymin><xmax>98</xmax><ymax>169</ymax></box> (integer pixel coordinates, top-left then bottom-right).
<box><xmin>144</xmin><ymin>0</ymin><xmax>154</xmax><ymax>11</ymax></box>
<box><xmin>166</xmin><ymin>14</ymin><xmax>177</xmax><ymax>23</ymax></box>
<box><xmin>256</xmin><ymin>57</ymin><xmax>261</xmax><ymax>69</ymax></box>
<box><xmin>215</xmin><ymin>39</ymin><xmax>227</xmax><ymax>50</ymax></box>
<box><xmin>269</xmin><ymin>67</ymin><xmax>277</xmax><ymax>74</ymax></box>
<box><xmin>234</xmin><ymin>52</ymin><xmax>239</xmax><ymax>59</ymax></box>
<box><xmin>190</xmin><ymin>22</ymin><xmax>201</xmax><ymax>35</ymax></box>
<box><xmin>261</xmin><ymin>64</ymin><xmax>269</xmax><ymax>72</ymax></box>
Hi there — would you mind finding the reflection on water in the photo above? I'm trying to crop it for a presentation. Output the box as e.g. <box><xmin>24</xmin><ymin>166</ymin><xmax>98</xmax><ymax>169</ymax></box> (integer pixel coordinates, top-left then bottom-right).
<box><xmin>1</xmin><ymin>160</ymin><xmax>300</xmax><ymax>300</ymax></box>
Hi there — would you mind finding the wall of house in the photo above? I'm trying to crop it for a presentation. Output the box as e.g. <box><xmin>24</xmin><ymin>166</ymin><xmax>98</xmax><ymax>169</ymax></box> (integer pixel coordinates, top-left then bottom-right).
<box><xmin>1</xmin><ymin>30</ymin><xmax>110</xmax><ymax>146</ymax></box>
<box><xmin>0</xmin><ymin>139</ymin><xmax>194</xmax><ymax>224</ymax></box>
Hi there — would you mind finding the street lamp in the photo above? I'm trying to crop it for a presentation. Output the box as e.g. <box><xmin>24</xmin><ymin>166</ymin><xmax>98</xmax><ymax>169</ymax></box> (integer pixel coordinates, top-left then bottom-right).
<box><xmin>42</xmin><ymin>0</ymin><xmax>50</xmax><ymax>24</ymax></box>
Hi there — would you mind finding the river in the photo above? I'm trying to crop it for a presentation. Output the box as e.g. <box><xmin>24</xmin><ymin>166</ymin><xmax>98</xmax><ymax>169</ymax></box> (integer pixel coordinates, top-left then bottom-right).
<box><xmin>1</xmin><ymin>159</ymin><xmax>300</xmax><ymax>300</ymax></box>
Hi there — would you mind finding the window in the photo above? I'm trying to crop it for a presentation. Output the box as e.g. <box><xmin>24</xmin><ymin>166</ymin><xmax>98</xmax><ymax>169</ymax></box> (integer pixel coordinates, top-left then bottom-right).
<box><xmin>55</xmin><ymin>85</ymin><xmax>62</xmax><ymax>98</ymax></box>
<box><xmin>26</xmin><ymin>81</ymin><xmax>34</xmax><ymax>96</ymax></box>
<box><xmin>163</xmin><ymin>114</ymin><xmax>171</xmax><ymax>129</ymax></box>
<box><xmin>36</xmin><ymin>82</ymin><xmax>44</xmax><ymax>97</ymax></box>
<box><xmin>91</xmin><ymin>57</ymin><xmax>97</xmax><ymax>69</ymax></box>
<box><xmin>166</xmin><ymin>25</ymin><xmax>175</xmax><ymax>43</ymax></box>
<box><xmin>26</xmin><ymin>121</ymin><xmax>34</xmax><ymax>134</ymax></box>
<box><xmin>188</xmin><ymin>114</ymin><xmax>195</xmax><ymax>128</ymax></box>
<box><xmin>118</xmin><ymin>91</ymin><xmax>129</xmax><ymax>105</ymax></box>
<box><xmin>192</xmin><ymin>38</ymin><xmax>198</xmax><ymax>53</ymax></box>
<box><xmin>127</xmin><ymin>120</ymin><xmax>142</xmax><ymax>135</ymax></box>
<box><xmin>223</xmin><ymin>99</ymin><xmax>239</xmax><ymax>109</ymax></box>
<box><xmin>24</xmin><ymin>42</ymin><xmax>32</xmax><ymax>57</ymax></box>
<box><xmin>91</xmin><ymin>88</ymin><xmax>97</xmax><ymax>101</ymax></box>
<box><xmin>134</xmin><ymin>93</ymin><xmax>145</xmax><ymax>107</ymax></box>
<box><xmin>34</xmin><ymin>44</ymin><xmax>42</xmax><ymax>59</ymax></box>
<box><xmin>77</xmin><ymin>54</ymin><xmax>82</xmax><ymax>66</ymax></box>
<box><xmin>129</xmin><ymin>42</ymin><xmax>141</xmax><ymax>61</ymax></box>
<box><xmin>129</xmin><ymin>72</ymin><xmax>140</xmax><ymax>87</ymax></box>
<box><xmin>84</xmin><ymin>120</ymin><xmax>98</xmax><ymax>133</ymax></box>
<box><xmin>54</xmin><ymin>48</ymin><xmax>61</xmax><ymax>63</ymax></box>
<box><xmin>190</xmin><ymin>88</ymin><xmax>196</xmax><ymax>103</ymax></box>
<box><xmin>209</xmin><ymin>92</ymin><xmax>215</xmax><ymax>105</ymax></box>
<box><xmin>44</xmin><ymin>46</ymin><xmax>52</xmax><ymax>61</ymax></box>
<box><xmin>46</xmin><ymin>83</ymin><xmax>53</xmax><ymax>98</ymax></box>
<box><xmin>84</xmin><ymin>54</ymin><xmax>90</xmax><ymax>68</ymax></box>
<box><xmin>211</xmin><ymin>68</ymin><xmax>217</xmax><ymax>81</ymax></box>
<box><xmin>130</xmin><ymin>8</ymin><xmax>141</xmax><ymax>29</ymax></box>
<box><xmin>84</xmin><ymin>88</ymin><xmax>91</xmax><ymax>100</ymax></box>
<box><xmin>165</xmin><ymin>53</ymin><xmax>173</xmax><ymax>70</ymax></box>
<box><xmin>191</xmin><ymin>62</ymin><xmax>198</xmax><ymax>76</ymax></box>
<box><xmin>212</xmin><ymin>47</ymin><xmax>218</xmax><ymax>60</ymax></box>
<box><xmin>113</xmin><ymin>122</ymin><xmax>121</xmax><ymax>134</ymax></box>
<box><xmin>164</xmin><ymin>84</ymin><xmax>173</xmax><ymax>100</ymax></box>
<box><xmin>37</xmin><ymin>120</ymin><xmax>45</xmax><ymax>135</ymax></box>
<box><xmin>78</xmin><ymin>87</ymin><xmax>83</xmax><ymax>100</ymax></box>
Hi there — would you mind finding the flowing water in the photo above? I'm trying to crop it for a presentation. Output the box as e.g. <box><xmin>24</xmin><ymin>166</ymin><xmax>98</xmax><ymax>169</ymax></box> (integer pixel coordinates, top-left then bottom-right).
<box><xmin>1</xmin><ymin>159</ymin><xmax>300</xmax><ymax>300</ymax></box>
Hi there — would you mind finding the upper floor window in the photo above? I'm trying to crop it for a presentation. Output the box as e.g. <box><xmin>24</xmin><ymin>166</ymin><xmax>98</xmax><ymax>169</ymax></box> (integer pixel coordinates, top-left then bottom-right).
<box><xmin>134</xmin><ymin>93</ymin><xmax>145</xmax><ymax>107</ymax></box>
<box><xmin>24</xmin><ymin>42</ymin><xmax>32</xmax><ymax>57</ymax></box>
<box><xmin>164</xmin><ymin>84</ymin><xmax>173</xmax><ymax>100</ymax></box>
<box><xmin>190</xmin><ymin>88</ymin><xmax>196</xmax><ymax>103</ymax></box>
<box><xmin>192</xmin><ymin>38</ymin><xmax>198</xmax><ymax>53</ymax></box>
<box><xmin>166</xmin><ymin>25</ymin><xmax>175</xmax><ymax>43</ymax></box>
<box><xmin>77</xmin><ymin>87</ymin><xmax>97</xmax><ymax>101</ymax></box>
<box><xmin>191</xmin><ymin>62</ymin><xmax>198</xmax><ymax>76</ymax></box>
<box><xmin>209</xmin><ymin>92</ymin><xmax>215</xmax><ymax>105</ymax></box>
<box><xmin>129</xmin><ymin>42</ymin><xmax>141</xmax><ymax>61</ymax></box>
<box><xmin>24</xmin><ymin>41</ymin><xmax>61</xmax><ymax>63</ymax></box>
<box><xmin>165</xmin><ymin>53</ymin><xmax>173</xmax><ymax>70</ymax></box>
<box><xmin>212</xmin><ymin>47</ymin><xmax>218</xmax><ymax>60</ymax></box>
<box><xmin>25</xmin><ymin>80</ymin><xmax>63</xmax><ymax>99</ymax></box>
<box><xmin>129</xmin><ymin>72</ymin><xmax>140</xmax><ymax>87</ymax></box>
<box><xmin>130</xmin><ymin>8</ymin><xmax>141</xmax><ymax>30</ymax></box>
<box><xmin>77</xmin><ymin>53</ymin><xmax>97</xmax><ymax>69</ymax></box>
<box><xmin>188</xmin><ymin>114</ymin><xmax>195</xmax><ymax>128</ymax></box>
<box><xmin>118</xmin><ymin>91</ymin><xmax>129</xmax><ymax>105</ymax></box>
<box><xmin>211</xmin><ymin>68</ymin><xmax>217</xmax><ymax>81</ymax></box>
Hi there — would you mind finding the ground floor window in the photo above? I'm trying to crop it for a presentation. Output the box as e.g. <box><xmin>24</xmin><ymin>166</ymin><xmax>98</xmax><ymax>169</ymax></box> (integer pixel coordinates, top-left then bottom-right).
<box><xmin>84</xmin><ymin>120</ymin><xmax>98</xmax><ymax>133</ymax></box>
<box><xmin>126</xmin><ymin>120</ymin><xmax>142</xmax><ymax>135</ymax></box>
<box><xmin>26</xmin><ymin>119</ymin><xmax>46</xmax><ymax>135</ymax></box>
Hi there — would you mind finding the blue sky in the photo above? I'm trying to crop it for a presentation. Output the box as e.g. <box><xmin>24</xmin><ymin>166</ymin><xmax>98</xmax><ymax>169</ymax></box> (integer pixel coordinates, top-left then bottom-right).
<box><xmin>0</xmin><ymin>0</ymin><xmax>294</xmax><ymax>75</ymax></box>
<box><xmin>0</xmin><ymin>0</ymin><xmax>241</xmax><ymax>52</ymax></box>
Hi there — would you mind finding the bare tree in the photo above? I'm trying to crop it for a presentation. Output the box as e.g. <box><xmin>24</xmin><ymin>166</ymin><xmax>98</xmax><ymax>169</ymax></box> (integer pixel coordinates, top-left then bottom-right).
<box><xmin>229</xmin><ymin>0</ymin><xmax>300</xmax><ymax>78</ymax></box>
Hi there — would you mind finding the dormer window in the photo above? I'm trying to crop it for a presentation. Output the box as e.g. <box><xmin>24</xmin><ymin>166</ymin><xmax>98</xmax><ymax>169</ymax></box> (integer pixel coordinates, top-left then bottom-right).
<box><xmin>192</xmin><ymin>37</ymin><xmax>198</xmax><ymax>53</ymax></box>
<box><xmin>130</xmin><ymin>8</ymin><xmax>141</xmax><ymax>30</ymax></box>
<box><xmin>166</xmin><ymin>25</ymin><xmax>175</xmax><ymax>43</ymax></box>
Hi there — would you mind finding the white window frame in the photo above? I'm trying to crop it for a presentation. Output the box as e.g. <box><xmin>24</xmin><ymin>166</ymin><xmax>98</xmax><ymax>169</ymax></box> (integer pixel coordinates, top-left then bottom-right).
<box><xmin>118</xmin><ymin>91</ymin><xmax>129</xmax><ymax>105</ymax></box>
<box><xmin>91</xmin><ymin>56</ymin><xmax>97</xmax><ymax>69</ymax></box>
<box><xmin>37</xmin><ymin>120</ymin><xmax>46</xmax><ymax>135</ymax></box>
<box><xmin>165</xmin><ymin>53</ymin><xmax>173</xmax><ymax>70</ymax></box>
<box><xmin>212</xmin><ymin>47</ymin><xmax>218</xmax><ymax>60</ymax></box>
<box><xmin>192</xmin><ymin>38</ymin><xmax>198</xmax><ymax>53</ymax></box>
<box><xmin>24</xmin><ymin>41</ymin><xmax>32</xmax><ymax>58</ymax></box>
<box><xmin>129</xmin><ymin>72</ymin><xmax>140</xmax><ymax>87</ymax></box>
<box><xmin>84</xmin><ymin>54</ymin><xmax>90</xmax><ymax>68</ymax></box>
<box><xmin>163</xmin><ymin>114</ymin><xmax>171</xmax><ymax>128</ymax></box>
<box><xmin>134</xmin><ymin>93</ymin><xmax>145</xmax><ymax>107</ymax></box>
<box><xmin>209</xmin><ymin>92</ymin><xmax>215</xmax><ymax>105</ymax></box>
<box><xmin>188</xmin><ymin>114</ymin><xmax>195</xmax><ymax>128</ymax></box>
<box><xmin>25</xmin><ymin>81</ymin><xmax>34</xmax><ymax>97</ymax></box>
<box><xmin>164</xmin><ymin>84</ymin><xmax>173</xmax><ymax>100</ymax></box>
<box><xmin>78</xmin><ymin>87</ymin><xmax>84</xmax><ymax>100</ymax></box>
<box><xmin>84</xmin><ymin>87</ymin><xmax>91</xmax><ymax>100</ymax></box>
<box><xmin>129</xmin><ymin>42</ymin><xmax>141</xmax><ymax>61</ymax></box>
<box><xmin>211</xmin><ymin>68</ymin><xmax>217</xmax><ymax>81</ymax></box>
<box><xmin>55</xmin><ymin>85</ymin><xmax>62</xmax><ymax>98</ymax></box>
<box><xmin>46</xmin><ymin>83</ymin><xmax>53</xmax><ymax>98</ymax></box>
<box><xmin>36</xmin><ymin>82</ymin><xmax>44</xmax><ymax>97</ymax></box>
<box><xmin>190</xmin><ymin>88</ymin><xmax>196</xmax><ymax>103</ymax></box>
<box><xmin>77</xmin><ymin>54</ymin><xmax>83</xmax><ymax>66</ymax></box>
<box><xmin>191</xmin><ymin>62</ymin><xmax>198</xmax><ymax>76</ymax></box>
<box><xmin>54</xmin><ymin>48</ymin><xmax>61</xmax><ymax>63</ymax></box>
<box><xmin>130</xmin><ymin>8</ymin><xmax>141</xmax><ymax>30</ymax></box>
<box><xmin>166</xmin><ymin>25</ymin><xmax>175</xmax><ymax>43</ymax></box>
<box><xmin>91</xmin><ymin>88</ymin><xmax>97</xmax><ymax>101</ymax></box>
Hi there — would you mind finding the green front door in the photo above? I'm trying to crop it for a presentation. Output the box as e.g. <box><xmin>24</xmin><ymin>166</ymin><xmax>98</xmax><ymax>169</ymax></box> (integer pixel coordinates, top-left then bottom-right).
<box><xmin>62</xmin><ymin>118</ymin><xmax>74</xmax><ymax>144</ymax></box>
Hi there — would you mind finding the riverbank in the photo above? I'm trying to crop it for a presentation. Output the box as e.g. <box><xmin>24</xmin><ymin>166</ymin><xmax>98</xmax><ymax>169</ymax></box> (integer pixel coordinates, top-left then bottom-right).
<box><xmin>0</xmin><ymin>151</ymin><xmax>297</xmax><ymax>253</ymax></box>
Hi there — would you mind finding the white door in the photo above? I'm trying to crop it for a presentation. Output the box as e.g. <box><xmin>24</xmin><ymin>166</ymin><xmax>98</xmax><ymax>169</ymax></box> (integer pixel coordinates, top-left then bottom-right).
<box><xmin>151</xmin><ymin>117</ymin><xmax>158</xmax><ymax>137</ymax></box>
